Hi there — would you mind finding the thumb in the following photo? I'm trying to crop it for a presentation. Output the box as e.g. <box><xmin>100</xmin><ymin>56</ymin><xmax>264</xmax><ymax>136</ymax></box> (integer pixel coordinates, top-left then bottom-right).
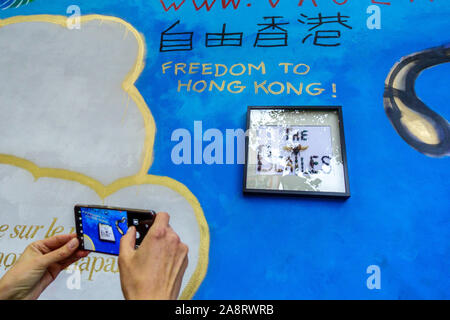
<box><xmin>120</xmin><ymin>226</ymin><xmax>136</xmax><ymax>256</ymax></box>
<box><xmin>41</xmin><ymin>237</ymin><xmax>79</xmax><ymax>266</ymax></box>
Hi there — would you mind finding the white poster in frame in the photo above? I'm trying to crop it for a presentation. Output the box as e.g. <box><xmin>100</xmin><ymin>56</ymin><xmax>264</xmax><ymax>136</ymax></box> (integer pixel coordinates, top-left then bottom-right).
<box><xmin>244</xmin><ymin>106</ymin><xmax>350</xmax><ymax>198</ymax></box>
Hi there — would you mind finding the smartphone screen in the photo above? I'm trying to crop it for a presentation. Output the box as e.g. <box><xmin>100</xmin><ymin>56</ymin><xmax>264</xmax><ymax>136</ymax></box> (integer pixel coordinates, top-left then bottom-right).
<box><xmin>74</xmin><ymin>205</ymin><xmax>155</xmax><ymax>255</ymax></box>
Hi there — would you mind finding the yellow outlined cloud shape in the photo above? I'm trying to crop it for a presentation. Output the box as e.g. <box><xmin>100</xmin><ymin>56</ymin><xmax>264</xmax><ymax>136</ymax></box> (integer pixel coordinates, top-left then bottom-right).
<box><xmin>0</xmin><ymin>14</ymin><xmax>209</xmax><ymax>300</ymax></box>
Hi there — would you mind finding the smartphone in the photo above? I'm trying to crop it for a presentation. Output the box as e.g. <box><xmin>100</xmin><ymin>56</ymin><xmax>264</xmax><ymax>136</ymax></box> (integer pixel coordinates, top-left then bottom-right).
<box><xmin>74</xmin><ymin>204</ymin><xmax>156</xmax><ymax>255</ymax></box>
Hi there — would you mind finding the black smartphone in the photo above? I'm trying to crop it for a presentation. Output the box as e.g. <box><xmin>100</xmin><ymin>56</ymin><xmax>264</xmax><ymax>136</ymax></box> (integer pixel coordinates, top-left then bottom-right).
<box><xmin>74</xmin><ymin>204</ymin><xmax>156</xmax><ymax>255</ymax></box>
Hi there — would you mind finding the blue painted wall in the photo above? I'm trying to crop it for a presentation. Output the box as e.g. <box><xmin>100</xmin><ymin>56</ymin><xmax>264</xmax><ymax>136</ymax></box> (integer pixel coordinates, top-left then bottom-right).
<box><xmin>2</xmin><ymin>0</ymin><xmax>449</xmax><ymax>299</ymax></box>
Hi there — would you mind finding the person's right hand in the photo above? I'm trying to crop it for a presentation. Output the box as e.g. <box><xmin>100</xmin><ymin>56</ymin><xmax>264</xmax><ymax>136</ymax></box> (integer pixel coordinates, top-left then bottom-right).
<box><xmin>118</xmin><ymin>212</ymin><xmax>189</xmax><ymax>300</ymax></box>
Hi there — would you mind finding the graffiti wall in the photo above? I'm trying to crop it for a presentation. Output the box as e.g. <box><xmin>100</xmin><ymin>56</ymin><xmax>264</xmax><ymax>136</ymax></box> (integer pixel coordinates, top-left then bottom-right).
<box><xmin>0</xmin><ymin>0</ymin><xmax>449</xmax><ymax>299</ymax></box>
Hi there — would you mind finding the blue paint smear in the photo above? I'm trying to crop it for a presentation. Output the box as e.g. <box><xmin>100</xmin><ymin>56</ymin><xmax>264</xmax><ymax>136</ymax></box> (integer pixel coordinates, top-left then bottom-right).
<box><xmin>1</xmin><ymin>1</ymin><xmax>449</xmax><ymax>299</ymax></box>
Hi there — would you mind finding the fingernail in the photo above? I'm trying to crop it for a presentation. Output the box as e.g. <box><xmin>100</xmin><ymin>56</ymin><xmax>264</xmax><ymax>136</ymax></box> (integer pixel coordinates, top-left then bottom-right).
<box><xmin>127</xmin><ymin>226</ymin><xmax>135</xmax><ymax>234</ymax></box>
<box><xmin>68</xmin><ymin>238</ymin><xmax>78</xmax><ymax>249</ymax></box>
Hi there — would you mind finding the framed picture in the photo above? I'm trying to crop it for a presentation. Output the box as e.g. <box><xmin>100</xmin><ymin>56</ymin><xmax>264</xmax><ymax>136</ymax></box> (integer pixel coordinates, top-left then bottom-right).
<box><xmin>244</xmin><ymin>106</ymin><xmax>350</xmax><ymax>198</ymax></box>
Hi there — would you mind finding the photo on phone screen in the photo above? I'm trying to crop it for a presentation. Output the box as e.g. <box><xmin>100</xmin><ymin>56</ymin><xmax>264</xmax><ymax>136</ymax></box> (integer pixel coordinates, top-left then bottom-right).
<box><xmin>74</xmin><ymin>205</ymin><xmax>155</xmax><ymax>255</ymax></box>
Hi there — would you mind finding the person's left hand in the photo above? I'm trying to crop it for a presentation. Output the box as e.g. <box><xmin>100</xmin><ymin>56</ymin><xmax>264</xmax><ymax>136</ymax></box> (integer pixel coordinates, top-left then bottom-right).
<box><xmin>0</xmin><ymin>234</ymin><xmax>89</xmax><ymax>300</ymax></box>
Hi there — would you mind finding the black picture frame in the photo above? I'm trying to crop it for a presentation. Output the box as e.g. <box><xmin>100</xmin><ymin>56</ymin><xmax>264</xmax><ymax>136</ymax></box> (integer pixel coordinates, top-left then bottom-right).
<box><xmin>243</xmin><ymin>106</ymin><xmax>350</xmax><ymax>199</ymax></box>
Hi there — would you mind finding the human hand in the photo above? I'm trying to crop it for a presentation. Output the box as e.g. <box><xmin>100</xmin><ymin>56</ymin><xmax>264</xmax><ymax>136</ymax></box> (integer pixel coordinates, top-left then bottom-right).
<box><xmin>0</xmin><ymin>234</ymin><xmax>89</xmax><ymax>300</ymax></box>
<box><xmin>118</xmin><ymin>212</ymin><xmax>189</xmax><ymax>300</ymax></box>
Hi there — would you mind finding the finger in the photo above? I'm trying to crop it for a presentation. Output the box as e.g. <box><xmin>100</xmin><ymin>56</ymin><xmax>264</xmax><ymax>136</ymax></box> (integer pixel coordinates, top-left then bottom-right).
<box><xmin>153</xmin><ymin>212</ymin><xmax>170</xmax><ymax>229</ymax></box>
<box><xmin>141</xmin><ymin>212</ymin><xmax>170</xmax><ymax>246</ymax></box>
<box><xmin>59</xmin><ymin>251</ymin><xmax>89</xmax><ymax>270</ymax></box>
<box><xmin>119</xmin><ymin>226</ymin><xmax>136</xmax><ymax>257</ymax></box>
<box><xmin>59</xmin><ymin>256</ymin><xmax>82</xmax><ymax>270</ymax></box>
<box><xmin>76</xmin><ymin>250</ymin><xmax>90</xmax><ymax>258</ymax></box>
<box><xmin>146</xmin><ymin>212</ymin><xmax>170</xmax><ymax>240</ymax></box>
<box><xmin>40</xmin><ymin>237</ymin><xmax>80</xmax><ymax>267</ymax></box>
<box><xmin>60</xmin><ymin>260</ymin><xmax>79</xmax><ymax>271</ymax></box>
<box><xmin>34</xmin><ymin>234</ymin><xmax>77</xmax><ymax>253</ymax></box>
<box><xmin>59</xmin><ymin>250</ymin><xmax>90</xmax><ymax>266</ymax></box>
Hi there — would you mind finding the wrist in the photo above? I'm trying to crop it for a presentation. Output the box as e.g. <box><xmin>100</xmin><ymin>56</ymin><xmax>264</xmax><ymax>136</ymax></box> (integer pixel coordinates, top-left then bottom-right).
<box><xmin>124</xmin><ymin>289</ymin><xmax>171</xmax><ymax>300</ymax></box>
<box><xmin>0</xmin><ymin>278</ymin><xmax>15</xmax><ymax>300</ymax></box>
